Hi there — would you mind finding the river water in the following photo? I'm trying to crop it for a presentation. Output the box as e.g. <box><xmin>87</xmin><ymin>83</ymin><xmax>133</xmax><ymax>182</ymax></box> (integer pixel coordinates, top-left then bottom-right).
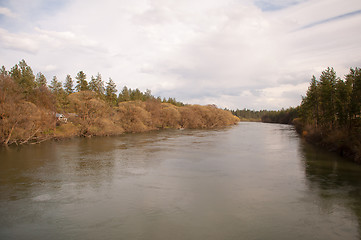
<box><xmin>1</xmin><ymin>122</ymin><xmax>361</xmax><ymax>240</ymax></box>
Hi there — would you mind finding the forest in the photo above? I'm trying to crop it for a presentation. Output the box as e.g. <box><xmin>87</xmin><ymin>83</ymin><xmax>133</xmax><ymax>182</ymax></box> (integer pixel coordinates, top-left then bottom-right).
<box><xmin>252</xmin><ymin>67</ymin><xmax>361</xmax><ymax>162</ymax></box>
<box><xmin>230</xmin><ymin>107</ymin><xmax>299</xmax><ymax>124</ymax></box>
<box><xmin>297</xmin><ymin>67</ymin><xmax>361</xmax><ymax>162</ymax></box>
<box><xmin>0</xmin><ymin>60</ymin><xmax>239</xmax><ymax>146</ymax></box>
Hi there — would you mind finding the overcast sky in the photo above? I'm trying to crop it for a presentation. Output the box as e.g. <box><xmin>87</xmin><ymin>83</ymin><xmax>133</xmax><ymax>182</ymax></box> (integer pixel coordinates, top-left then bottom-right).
<box><xmin>1</xmin><ymin>0</ymin><xmax>360</xmax><ymax>110</ymax></box>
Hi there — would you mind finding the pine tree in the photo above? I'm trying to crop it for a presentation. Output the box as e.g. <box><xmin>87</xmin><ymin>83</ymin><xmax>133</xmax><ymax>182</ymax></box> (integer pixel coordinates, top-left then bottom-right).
<box><xmin>105</xmin><ymin>78</ymin><xmax>117</xmax><ymax>105</ymax></box>
<box><xmin>334</xmin><ymin>78</ymin><xmax>351</xmax><ymax>127</ymax></box>
<box><xmin>89</xmin><ymin>73</ymin><xmax>104</xmax><ymax>96</ymax></box>
<box><xmin>64</xmin><ymin>75</ymin><xmax>74</xmax><ymax>94</ymax></box>
<box><xmin>318</xmin><ymin>67</ymin><xmax>337</xmax><ymax>129</ymax></box>
<box><xmin>35</xmin><ymin>72</ymin><xmax>47</xmax><ymax>87</ymax></box>
<box><xmin>144</xmin><ymin>89</ymin><xmax>152</xmax><ymax>101</ymax></box>
<box><xmin>130</xmin><ymin>88</ymin><xmax>142</xmax><ymax>101</ymax></box>
<box><xmin>49</xmin><ymin>76</ymin><xmax>62</xmax><ymax>93</ymax></box>
<box><xmin>118</xmin><ymin>86</ymin><xmax>130</xmax><ymax>102</ymax></box>
<box><xmin>347</xmin><ymin>67</ymin><xmax>361</xmax><ymax>125</ymax></box>
<box><xmin>301</xmin><ymin>75</ymin><xmax>319</xmax><ymax>126</ymax></box>
<box><xmin>10</xmin><ymin>59</ymin><xmax>36</xmax><ymax>97</ymax></box>
<box><xmin>75</xmin><ymin>71</ymin><xmax>88</xmax><ymax>92</ymax></box>
<box><xmin>0</xmin><ymin>66</ymin><xmax>8</xmax><ymax>76</ymax></box>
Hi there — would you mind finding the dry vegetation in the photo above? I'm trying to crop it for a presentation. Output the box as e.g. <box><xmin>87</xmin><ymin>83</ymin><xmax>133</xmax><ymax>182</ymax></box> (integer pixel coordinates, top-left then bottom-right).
<box><xmin>0</xmin><ymin>67</ymin><xmax>239</xmax><ymax>145</ymax></box>
<box><xmin>57</xmin><ymin>93</ymin><xmax>239</xmax><ymax>138</ymax></box>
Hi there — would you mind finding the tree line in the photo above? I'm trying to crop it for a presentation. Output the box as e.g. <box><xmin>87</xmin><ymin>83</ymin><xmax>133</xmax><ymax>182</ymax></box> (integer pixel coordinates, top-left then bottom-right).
<box><xmin>229</xmin><ymin>108</ymin><xmax>266</xmax><ymax>121</ymax></box>
<box><xmin>0</xmin><ymin>60</ymin><xmax>239</xmax><ymax>145</ymax></box>
<box><xmin>1</xmin><ymin>59</ymin><xmax>184</xmax><ymax>111</ymax></box>
<box><xmin>299</xmin><ymin>67</ymin><xmax>361</xmax><ymax>131</ymax></box>
<box><xmin>249</xmin><ymin>67</ymin><xmax>360</xmax><ymax>162</ymax></box>
<box><xmin>229</xmin><ymin>107</ymin><xmax>299</xmax><ymax>124</ymax></box>
<box><xmin>297</xmin><ymin>67</ymin><xmax>361</xmax><ymax>162</ymax></box>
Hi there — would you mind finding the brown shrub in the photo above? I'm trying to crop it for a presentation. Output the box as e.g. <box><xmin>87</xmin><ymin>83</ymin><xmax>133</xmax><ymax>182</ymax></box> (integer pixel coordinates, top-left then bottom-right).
<box><xmin>178</xmin><ymin>105</ymin><xmax>239</xmax><ymax>129</ymax></box>
<box><xmin>68</xmin><ymin>91</ymin><xmax>113</xmax><ymax>136</ymax></box>
<box><xmin>145</xmin><ymin>99</ymin><xmax>162</xmax><ymax>128</ymax></box>
<box><xmin>116</xmin><ymin>101</ymin><xmax>153</xmax><ymax>132</ymax></box>
<box><xmin>54</xmin><ymin>122</ymin><xmax>79</xmax><ymax>138</ymax></box>
<box><xmin>160</xmin><ymin>103</ymin><xmax>181</xmax><ymax>128</ymax></box>
<box><xmin>1</xmin><ymin>75</ymin><xmax>55</xmax><ymax>145</ymax></box>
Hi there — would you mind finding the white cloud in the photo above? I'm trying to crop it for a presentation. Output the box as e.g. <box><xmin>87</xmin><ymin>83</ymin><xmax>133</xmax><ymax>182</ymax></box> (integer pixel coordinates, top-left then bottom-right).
<box><xmin>0</xmin><ymin>0</ymin><xmax>361</xmax><ymax>110</ymax></box>
<box><xmin>0</xmin><ymin>28</ymin><xmax>40</xmax><ymax>53</ymax></box>
<box><xmin>44</xmin><ymin>64</ymin><xmax>58</xmax><ymax>72</ymax></box>
<box><xmin>0</xmin><ymin>7</ymin><xmax>16</xmax><ymax>18</ymax></box>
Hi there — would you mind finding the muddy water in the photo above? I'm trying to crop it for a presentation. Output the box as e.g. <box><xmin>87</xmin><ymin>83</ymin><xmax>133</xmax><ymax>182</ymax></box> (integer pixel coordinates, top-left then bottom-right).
<box><xmin>1</xmin><ymin>122</ymin><xmax>361</xmax><ymax>239</ymax></box>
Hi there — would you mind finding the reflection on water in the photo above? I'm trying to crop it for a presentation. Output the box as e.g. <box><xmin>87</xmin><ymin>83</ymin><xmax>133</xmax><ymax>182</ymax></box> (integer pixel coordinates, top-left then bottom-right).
<box><xmin>300</xmin><ymin>142</ymin><xmax>361</xmax><ymax>237</ymax></box>
<box><xmin>1</xmin><ymin>123</ymin><xmax>361</xmax><ymax>239</ymax></box>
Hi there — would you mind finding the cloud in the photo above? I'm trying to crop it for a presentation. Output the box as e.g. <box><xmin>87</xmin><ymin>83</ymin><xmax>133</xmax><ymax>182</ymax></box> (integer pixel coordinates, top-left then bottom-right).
<box><xmin>0</xmin><ymin>7</ymin><xmax>16</xmax><ymax>18</ymax></box>
<box><xmin>34</xmin><ymin>28</ymin><xmax>102</xmax><ymax>50</ymax></box>
<box><xmin>0</xmin><ymin>0</ymin><xmax>361</xmax><ymax>110</ymax></box>
<box><xmin>0</xmin><ymin>28</ymin><xmax>39</xmax><ymax>53</ymax></box>
<box><xmin>298</xmin><ymin>9</ymin><xmax>361</xmax><ymax>30</ymax></box>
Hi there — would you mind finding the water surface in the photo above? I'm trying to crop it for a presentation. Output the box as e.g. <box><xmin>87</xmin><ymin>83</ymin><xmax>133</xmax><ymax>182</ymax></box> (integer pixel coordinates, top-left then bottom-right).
<box><xmin>1</xmin><ymin>122</ymin><xmax>361</xmax><ymax>239</ymax></box>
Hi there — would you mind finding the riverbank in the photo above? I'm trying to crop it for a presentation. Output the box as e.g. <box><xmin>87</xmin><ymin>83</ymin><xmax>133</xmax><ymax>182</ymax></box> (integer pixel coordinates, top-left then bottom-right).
<box><xmin>2</xmin><ymin>93</ymin><xmax>240</xmax><ymax>146</ymax></box>
<box><xmin>1</xmin><ymin>66</ymin><xmax>239</xmax><ymax>146</ymax></box>
<box><xmin>293</xmin><ymin>119</ymin><xmax>361</xmax><ymax>163</ymax></box>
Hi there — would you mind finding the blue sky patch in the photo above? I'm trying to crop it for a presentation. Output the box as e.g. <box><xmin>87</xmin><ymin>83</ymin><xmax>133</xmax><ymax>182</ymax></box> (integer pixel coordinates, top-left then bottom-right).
<box><xmin>254</xmin><ymin>0</ymin><xmax>305</xmax><ymax>11</ymax></box>
<box><xmin>299</xmin><ymin>9</ymin><xmax>361</xmax><ymax>30</ymax></box>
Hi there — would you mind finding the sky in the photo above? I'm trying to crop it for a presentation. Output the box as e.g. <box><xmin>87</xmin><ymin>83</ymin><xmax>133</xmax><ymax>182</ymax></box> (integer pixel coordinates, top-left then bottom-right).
<box><xmin>0</xmin><ymin>0</ymin><xmax>361</xmax><ymax>110</ymax></box>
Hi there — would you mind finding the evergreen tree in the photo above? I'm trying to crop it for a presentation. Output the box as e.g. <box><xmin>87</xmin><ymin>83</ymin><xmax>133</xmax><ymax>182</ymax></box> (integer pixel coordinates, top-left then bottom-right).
<box><xmin>105</xmin><ymin>78</ymin><xmax>117</xmax><ymax>105</ymax></box>
<box><xmin>144</xmin><ymin>89</ymin><xmax>153</xmax><ymax>101</ymax></box>
<box><xmin>10</xmin><ymin>59</ymin><xmax>36</xmax><ymax>97</ymax></box>
<box><xmin>318</xmin><ymin>67</ymin><xmax>337</xmax><ymax>129</ymax></box>
<box><xmin>89</xmin><ymin>76</ymin><xmax>96</xmax><ymax>91</ymax></box>
<box><xmin>49</xmin><ymin>76</ymin><xmax>62</xmax><ymax>93</ymax></box>
<box><xmin>0</xmin><ymin>66</ymin><xmax>8</xmax><ymax>76</ymax></box>
<box><xmin>301</xmin><ymin>75</ymin><xmax>319</xmax><ymax>126</ymax></box>
<box><xmin>334</xmin><ymin>78</ymin><xmax>351</xmax><ymax>127</ymax></box>
<box><xmin>130</xmin><ymin>88</ymin><xmax>142</xmax><ymax>101</ymax></box>
<box><xmin>118</xmin><ymin>86</ymin><xmax>130</xmax><ymax>102</ymax></box>
<box><xmin>75</xmin><ymin>71</ymin><xmax>88</xmax><ymax>92</ymax></box>
<box><xmin>49</xmin><ymin>76</ymin><xmax>68</xmax><ymax>111</ymax></box>
<box><xmin>347</xmin><ymin>68</ymin><xmax>361</xmax><ymax>122</ymax></box>
<box><xmin>35</xmin><ymin>72</ymin><xmax>47</xmax><ymax>87</ymax></box>
<box><xmin>89</xmin><ymin>73</ymin><xmax>105</xmax><ymax>96</ymax></box>
<box><xmin>64</xmin><ymin>74</ymin><xmax>74</xmax><ymax>94</ymax></box>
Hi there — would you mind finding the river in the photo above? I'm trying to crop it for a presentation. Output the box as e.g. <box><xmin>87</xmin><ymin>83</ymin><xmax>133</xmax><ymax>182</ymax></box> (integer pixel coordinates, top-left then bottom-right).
<box><xmin>1</xmin><ymin>122</ymin><xmax>361</xmax><ymax>240</ymax></box>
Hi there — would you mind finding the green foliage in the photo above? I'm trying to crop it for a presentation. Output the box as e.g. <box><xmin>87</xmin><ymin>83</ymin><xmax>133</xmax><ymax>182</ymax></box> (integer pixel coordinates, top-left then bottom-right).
<box><xmin>163</xmin><ymin>97</ymin><xmax>184</xmax><ymax>107</ymax></box>
<box><xmin>118</xmin><ymin>86</ymin><xmax>130</xmax><ymax>102</ymax></box>
<box><xmin>300</xmin><ymin>67</ymin><xmax>361</xmax><ymax>131</ymax></box>
<box><xmin>300</xmin><ymin>75</ymin><xmax>319</xmax><ymax>126</ymax></box>
<box><xmin>318</xmin><ymin>67</ymin><xmax>338</xmax><ymax>129</ymax></box>
<box><xmin>0</xmin><ymin>66</ymin><xmax>8</xmax><ymax>76</ymax></box>
<box><xmin>75</xmin><ymin>71</ymin><xmax>88</xmax><ymax>92</ymax></box>
<box><xmin>89</xmin><ymin>73</ymin><xmax>105</xmax><ymax>96</ymax></box>
<box><xmin>10</xmin><ymin>60</ymin><xmax>36</xmax><ymax>98</ymax></box>
<box><xmin>64</xmin><ymin>75</ymin><xmax>74</xmax><ymax>94</ymax></box>
<box><xmin>35</xmin><ymin>72</ymin><xmax>47</xmax><ymax>87</ymax></box>
<box><xmin>230</xmin><ymin>109</ymin><xmax>265</xmax><ymax>121</ymax></box>
<box><xmin>298</xmin><ymin>67</ymin><xmax>361</xmax><ymax>162</ymax></box>
<box><xmin>261</xmin><ymin>107</ymin><xmax>299</xmax><ymax>124</ymax></box>
<box><xmin>347</xmin><ymin>68</ymin><xmax>361</xmax><ymax>122</ymax></box>
<box><xmin>49</xmin><ymin>76</ymin><xmax>62</xmax><ymax>93</ymax></box>
<box><xmin>105</xmin><ymin>78</ymin><xmax>117</xmax><ymax>106</ymax></box>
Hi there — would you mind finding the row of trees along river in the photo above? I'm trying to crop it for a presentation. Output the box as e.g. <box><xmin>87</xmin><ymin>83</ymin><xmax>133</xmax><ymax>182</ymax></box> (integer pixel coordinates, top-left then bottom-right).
<box><xmin>1</xmin><ymin>60</ymin><xmax>360</xmax><ymax>163</ymax></box>
<box><xmin>232</xmin><ymin>67</ymin><xmax>361</xmax><ymax>163</ymax></box>
<box><xmin>0</xmin><ymin>60</ymin><xmax>239</xmax><ymax>146</ymax></box>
